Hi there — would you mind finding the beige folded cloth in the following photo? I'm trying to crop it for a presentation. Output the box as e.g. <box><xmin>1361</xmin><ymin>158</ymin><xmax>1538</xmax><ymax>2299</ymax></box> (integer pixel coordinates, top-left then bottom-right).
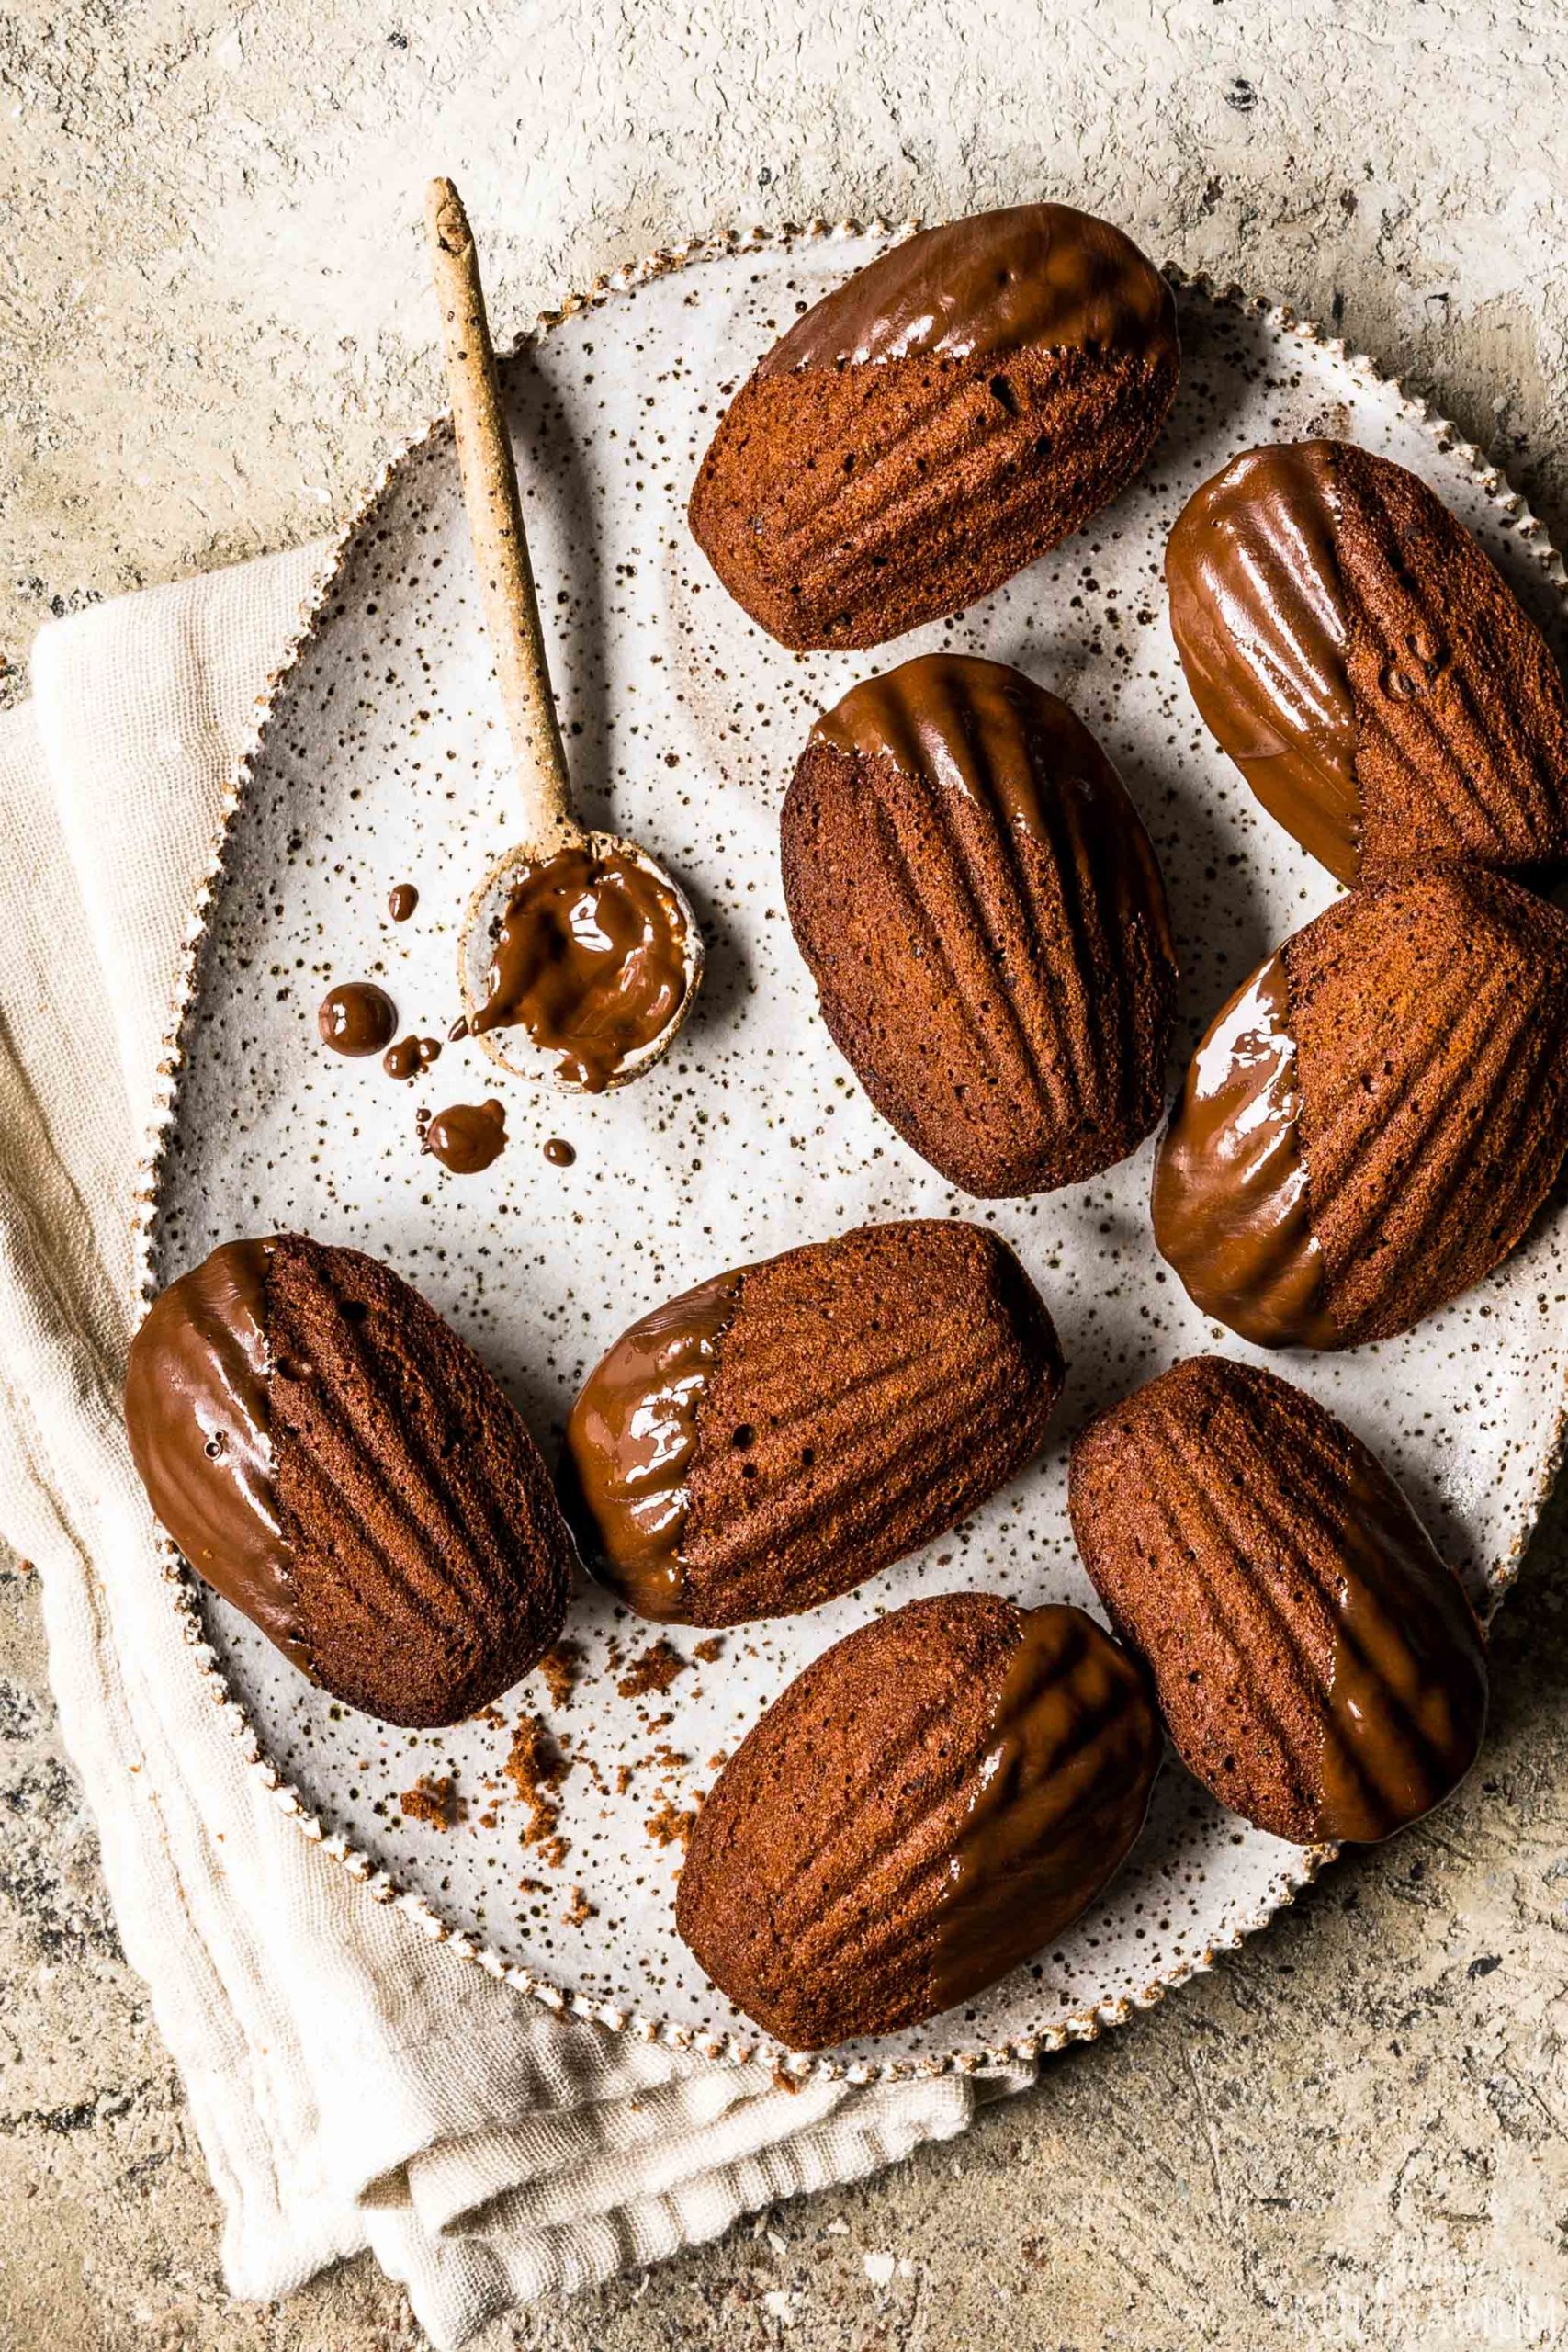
<box><xmin>0</xmin><ymin>547</ymin><xmax>1033</xmax><ymax>2346</ymax></box>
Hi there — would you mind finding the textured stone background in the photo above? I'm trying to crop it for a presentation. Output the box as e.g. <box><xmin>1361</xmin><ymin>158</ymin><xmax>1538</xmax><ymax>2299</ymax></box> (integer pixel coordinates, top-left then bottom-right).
<box><xmin>4</xmin><ymin>3</ymin><xmax>1568</xmax><ymax>2345</ymax></box>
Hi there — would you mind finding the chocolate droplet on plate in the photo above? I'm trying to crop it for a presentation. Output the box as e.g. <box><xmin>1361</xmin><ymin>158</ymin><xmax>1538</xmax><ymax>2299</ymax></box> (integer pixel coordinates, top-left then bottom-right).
<box><xmin>389</xmin><ymin>882</ymin><xmax>420</xmax><ymax>922</ymax></box>
<box><xmin>319</xmin><ymin>981</ymin><xmax>398</xmax><ymax>1057</ymax></box>
<box><xmin>424</xmin><ymin>1098</ymin><xmax>507</xmax><ymax>1174</ymax></box>
<box><xmin>544</xmin><ymin>1137</ymin><xmax>576</xmax><ymax>1168</ymax></box>
<box><xmin>384</xmin><ymin>1035</ymin><xmax>423</xmax><ymax>1080</ymax></box>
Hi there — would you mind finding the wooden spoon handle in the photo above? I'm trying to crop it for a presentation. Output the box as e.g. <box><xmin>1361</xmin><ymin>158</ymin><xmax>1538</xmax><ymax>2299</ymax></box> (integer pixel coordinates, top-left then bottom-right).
<box><xmin>426</xmin><ymin>177</ymin><xmax>578</xmax><ymax>852</ymax></box>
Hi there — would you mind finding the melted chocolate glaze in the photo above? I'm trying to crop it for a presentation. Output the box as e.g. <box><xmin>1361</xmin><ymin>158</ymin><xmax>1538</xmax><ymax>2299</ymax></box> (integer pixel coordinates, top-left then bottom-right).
<box><xmin>813</xmin><ymin>650</ymin><xmax>1087</xmax><ymax>819</ymax></box>
<box><xmin>1152</xmin><ymin>953</ymin><xmax>1338</xmax><ymax>1350</ymax></box>
<box><xmin>1317</xmin><ymin>1457</ymin><xmax>1488</xmax><ymax>1843</ymax></box>
<box><xmin>423</xmin><ymin>1099</ymin><xmax>507</xmax><ymax>1174</ymax></box>
<box><xmin>544</xmin><ymin>1137</ymin><xmax>576</xmax><ymax>1167</ymax></box>
<box><xmin>1166</xmin><ymin>442</ymin><xmax>1361</xmax><ymax>883</ymax></box>
<box><xmin>471</xmin><ymin>845</ymin><xmax>690</xmax><ymax>1093</ymax></box>
<box><xmin>761</xmin><ymin>204</ymin><xmax>1175</xmax><ymax>377</ymax></box>
<box><xmin>123</xmin><ymin>1238</ymin><xmax>310</xmax><ymax>1670</ymax></box>
<box><xmin>383</xmin><ymin>1035</ymin><xmax>423</xmax><ymax>1080</ymax></box>
<box><xmin>812</xmin><ymin>655</ymin><xmax>1173</xmax><ymax>965</ymax></box>
<box><xmin>558</xmin><ymin>1270</ymin><xmax>744</xmax><ymax>1619</ymax></box>
<box><xmin>388</xmin><ymin>883</ymin><xmax>419</xmax><ymax>922</ymax></box>
<box><xmin>319</xmin><ymin>981</ymin><xmax>398</xmax><ymax>1057</ymax></box>
<box><xmin>930</xmin><ymin>1603</ymin><xmax>1160</xmax><ymax>2006</ymax></box>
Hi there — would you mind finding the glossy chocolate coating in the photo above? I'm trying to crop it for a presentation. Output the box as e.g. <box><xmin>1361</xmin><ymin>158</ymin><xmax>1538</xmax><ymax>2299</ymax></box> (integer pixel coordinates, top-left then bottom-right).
<box><xmin>791</xmin><ymin>652</ymin><xmax>1179</xmax><ymax>1199</ymax></box>
<box><xmin>812</xmin><ymin>654</ymin><xmax>1169</xmax><ymax>910</ymax></box>
<box><xmin>1152</xmin><ymin>953</ymin><xmax>1338</xmax><ymax>1350</ymax></box>
<box><xmin>1070</xmin><ymin>1356</ymin><xmax>1485</xmax><ymax>1847</ymax></box>
<box><xmin>1319</xmin><ymin>1455</ymin><xmax>1488</xmax><ymax>1843</ymax></box>
<box><xmin>123</xmin><ymin>1238</ymin><xmax>309</xmax><ymax>1669</ymax></box>
<box><xmin>388</xmin><ymin>882</ymin><xmax>419</xmax><ymax>922</ymax></box>
<box><xmin>471</xmin><ymin>844</ymin><xmax>690</xmax><ymax>1093</ymax></box>
<box><xmin>1166</xmin><ymin>442</ymin><xmax>1361</xmax><ymax>883</ymax></box>
<box><xmin>318</xmin><ymin>981</ymin><xmax>398</xmax><ymax>1057</ymax></box>
<box><xmin>559</xmin><ymin>1271</ymin><xmax>743</xmax><ymax>1619</ymax></box>
<box><xmin>761</xmin><ymin>204</ymin><xmax>1175</xmax><ymax>377</ymax></box>
<box><xmin>930</xmin><ymin>1602</ymin><xmax>1161</xmax><ymax>2007</ymax></box>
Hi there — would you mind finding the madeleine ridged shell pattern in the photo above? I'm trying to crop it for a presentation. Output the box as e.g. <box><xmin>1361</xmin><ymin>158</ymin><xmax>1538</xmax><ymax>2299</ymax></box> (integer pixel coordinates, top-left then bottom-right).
<box><xmin>562</xmin><ymin>1219</ymin><xmax>1064</xmax><ymax>1625</ymax></box>
<box><xmin>1154</xmin><ymin>865</ymin><xmax>1568</xmax><ymax>1349</ymax></box>
<box><xmin>267</xmin><ymin>1235</ymin><xmax>574</xmax><ymax>1725</ymax></box>
<box><xmin>1332</xmin><ymin>442</ymin><xmax>1568</xmax><ymax>872</ymax></box>
<box><xmin>689</xmin><ymin>207</ymin><xmax>1179</xmax><ymax>650</ymax></box>
<box><xmin>1167</xmin><ymin>438</ymin><xmax>1568</xmax><ymax>882</ymax></box>
<box><xmin>676</xmin><ymin>1593</ymin><xmax>1162</xmax><ymax>2047</ymax></box>
<box><xmin>782</xmin><ymin>654</ymin><xmax>1179</xmax><ymax>1199</ymax></box>
<box><xmin>1283</xmin><ymin>865</ymin><xmax>1568</xmax><ymax>1346</ymax></box>
<box><xmin>1070</xmin><ymin>1358</ymin><xmax>1487</xmax><ymax>1846</ymax></box>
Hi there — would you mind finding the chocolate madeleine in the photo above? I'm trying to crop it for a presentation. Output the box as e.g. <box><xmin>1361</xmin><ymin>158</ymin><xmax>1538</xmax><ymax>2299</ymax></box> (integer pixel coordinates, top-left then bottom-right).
<box><xmin>691</xmin><ymin>205</ymin><xmax>1179</xmax><ymax>651</ymax></box>
<box><xmin>1153</xmin><ymin>865</ymin><xmax>1568</xmax><ymax>1348</ymax></box>
<box><xmin>558</xmin><ymin>1220</ymin><xmax>1062</xmax><ymax>1624</ymax></box>
<box><xmin>676</xmin><ymin>1593</ymin><xmax>1160</xmax><ymax>2046</ymax></box>
<box><xmin>125</xmin><ymin>1235</ymin><xmax>573</xmax><ymax>1726</ymax></box>
<box><xmin>1167</xmin><ymin>441</ymin><xmax>1568</xmax><ymax>883</ymax></box>
<box><xmin>781</xmin><ymin>655</ymin><xmax>1179</xmax><ymax>1198</ymax></box>
<box><xmin>1070</xmin><ymin>1358</ymin><xmax>1487</xmax><ymax>1845</ymax></box>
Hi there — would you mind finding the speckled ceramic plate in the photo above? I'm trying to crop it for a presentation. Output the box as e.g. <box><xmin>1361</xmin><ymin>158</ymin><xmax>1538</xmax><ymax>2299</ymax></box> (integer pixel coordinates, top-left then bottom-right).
<box><xmin>137</xmin><ymin>224</ymin><xmax>1568</xmax><ymax>2079</ymax></box>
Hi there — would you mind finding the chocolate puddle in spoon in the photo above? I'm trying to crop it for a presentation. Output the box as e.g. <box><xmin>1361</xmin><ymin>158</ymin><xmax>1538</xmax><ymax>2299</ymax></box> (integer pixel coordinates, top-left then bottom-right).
<box><xmin>469</xmin><ymin>843</ymin><xmax>692</xmax><ymax>1093</ymax></box>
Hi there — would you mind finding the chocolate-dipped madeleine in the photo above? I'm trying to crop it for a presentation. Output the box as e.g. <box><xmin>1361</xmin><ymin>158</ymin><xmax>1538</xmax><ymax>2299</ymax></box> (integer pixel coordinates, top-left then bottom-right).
<box><xmin>125</xmin><ymin>1235</ymin><xmax>573</xmax><ymax>1726</ymax></box>
<box><xmin>1167</xmin><ymin>441</ymin><xmax>1568</xmax><ymax>882</ymax></box>
<box><xmin>1153</xmin><ymin>865</ymin><xmax>1568</xmax><ymax>1348</ymax></box>
<box><xmin>781</xmin><ymin>655</ymin><xmax>1179</xmax><ymax>1198</ymax></box>
<box><xmin>691</xmin><ymin>205</ymin><xmax>1179</xmax><ymax>651</ymax></box>
<box><xmin>559</xmin><ymin>1220</ymin><xmax>1062</xmax><ymax>1624</ymax></box>
<box><xmin>676</xmin><ymin>1593</ymin><xmax>1161</xmax><ymax>2046</ymax></box>
<box><xmin>1070</xmin><ymin>1358</ymin><xmax>1487</xmax><ymax>1845</ymax></box>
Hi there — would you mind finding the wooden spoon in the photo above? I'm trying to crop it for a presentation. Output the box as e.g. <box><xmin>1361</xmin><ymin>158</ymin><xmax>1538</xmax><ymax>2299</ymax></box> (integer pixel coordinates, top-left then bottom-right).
<box><xmin>426</xmin><ymin>176</ymin><xmax>703</xmax><ymax>1090</ymax></box>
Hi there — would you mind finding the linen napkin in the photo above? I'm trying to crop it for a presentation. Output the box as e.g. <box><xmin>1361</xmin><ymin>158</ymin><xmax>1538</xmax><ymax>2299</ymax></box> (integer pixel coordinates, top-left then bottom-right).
<box><xmin>0</xmin><ymin>547</ymin><xmax>1034</xmax><ymax>2347</ymax></box>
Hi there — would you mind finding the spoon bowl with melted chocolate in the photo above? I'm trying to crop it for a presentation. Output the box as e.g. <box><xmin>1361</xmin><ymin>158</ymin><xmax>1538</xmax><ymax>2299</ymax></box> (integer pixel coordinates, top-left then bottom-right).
<box><xmin>427</xmin><ymin>178</ymin><xmax>704</xmax><ymax>1093</ymax></box>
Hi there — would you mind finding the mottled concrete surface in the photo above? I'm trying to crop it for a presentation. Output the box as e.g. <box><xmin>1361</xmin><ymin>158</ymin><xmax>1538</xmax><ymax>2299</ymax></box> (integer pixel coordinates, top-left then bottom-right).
<box><xmin>3</xmin><ymin>4</ymin><xmax>1567</xmax><ymax>2345</ymax></box>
